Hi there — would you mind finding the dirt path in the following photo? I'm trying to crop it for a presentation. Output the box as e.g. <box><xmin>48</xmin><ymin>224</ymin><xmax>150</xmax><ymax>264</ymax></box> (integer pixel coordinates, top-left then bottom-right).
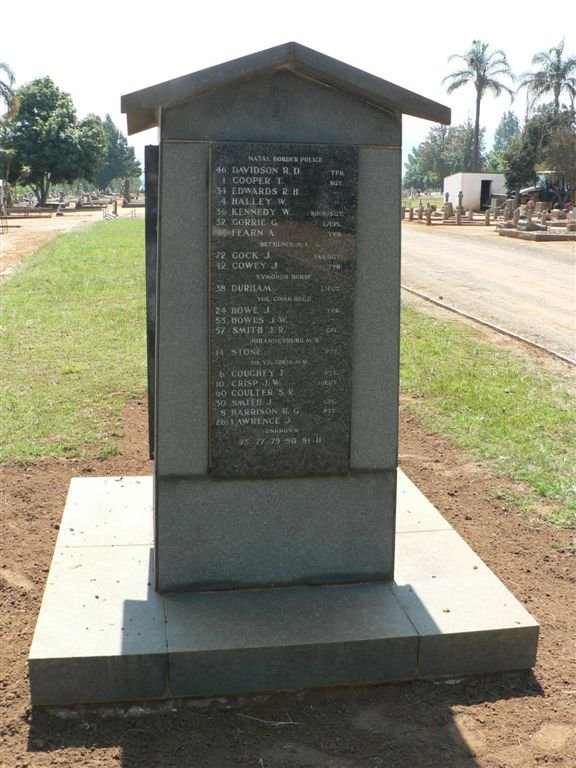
<box><xmin>1</xmin><ymin>401</ymin><xmax>574</xmax><ymax>768</ymax></box>
<box><xmin>0</xmin><ymin>205</ymin><xmax>144</xmax><ymax>278</ymax></box>
<box><xmin>401</xmin><ymin>222</ymin><xmax>576</xmax><ymax>361</ymax></box>
<box><xmin>0</xmin><ymin>214</ymin><xmax>575</xmax><ymax>768</ymax></box>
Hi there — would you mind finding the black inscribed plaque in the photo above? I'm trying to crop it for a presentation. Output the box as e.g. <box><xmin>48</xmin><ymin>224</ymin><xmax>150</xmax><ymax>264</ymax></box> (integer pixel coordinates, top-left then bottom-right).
<box><xmin>209</xmin><ymin>142</ymin><xmax>358</xmax><ymax>478</ymax></box>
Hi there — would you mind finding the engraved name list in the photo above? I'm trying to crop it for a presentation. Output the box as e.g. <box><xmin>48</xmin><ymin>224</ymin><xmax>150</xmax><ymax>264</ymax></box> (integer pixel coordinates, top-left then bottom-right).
<box><xmin>209</xmin><ymin>142</ymin><xmax>358</xmax><ymax>478</ymax></box>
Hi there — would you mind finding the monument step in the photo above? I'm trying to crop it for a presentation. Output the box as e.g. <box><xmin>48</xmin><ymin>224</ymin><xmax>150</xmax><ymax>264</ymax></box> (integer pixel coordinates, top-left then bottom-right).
<box><xmin>28</xmin><ymin>473</ymin><xmax>538</xmax><ymax>706</ymax></box>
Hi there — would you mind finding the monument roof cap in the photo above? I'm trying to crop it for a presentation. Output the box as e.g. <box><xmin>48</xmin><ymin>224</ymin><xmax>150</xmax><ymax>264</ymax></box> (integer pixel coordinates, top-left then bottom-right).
<box><xmin>121</xmin><ymin>42</ymin><xmax>451</xmax><ymax>135</ymax></box>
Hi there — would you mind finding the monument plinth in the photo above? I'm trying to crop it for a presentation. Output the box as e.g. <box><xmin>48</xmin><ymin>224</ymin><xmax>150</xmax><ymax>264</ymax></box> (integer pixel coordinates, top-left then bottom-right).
<box><xmin>28</xmin><ymin>43</ymin><xmax>538</xmax><ymax>706</ymax></box>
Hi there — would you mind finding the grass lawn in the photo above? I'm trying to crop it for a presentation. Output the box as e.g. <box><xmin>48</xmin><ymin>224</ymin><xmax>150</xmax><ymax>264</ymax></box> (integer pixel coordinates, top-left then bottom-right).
<box><xmin>0</xmin><ymin>219</ymin><xmax>146</xmax><ymax>460</ymax></box>
<box><xmin>400</xmin><ymin>304</ymin><xmax>576</xmax><ymax>528</ymax></box>
<box><xmin>1</xmin><ymin>219</ymin><xmax>574</xmax><ymax>528</ymax></box>
<box><xmin>401</xmin><ymin>196</ymin><xmax>443</xmax><ymax>209</ymax></box>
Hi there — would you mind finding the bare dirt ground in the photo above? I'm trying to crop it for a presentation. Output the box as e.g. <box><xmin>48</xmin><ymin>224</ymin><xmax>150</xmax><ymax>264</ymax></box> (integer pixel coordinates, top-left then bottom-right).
<box><xmin>1</xmin><ymin>216</ymin><xmax>575</xmax><ymax>768</ymax></box>
<box><xmin>0</xmin><ymin>204</ymin><xmax>144</xmax><ymax>278</ymax></box>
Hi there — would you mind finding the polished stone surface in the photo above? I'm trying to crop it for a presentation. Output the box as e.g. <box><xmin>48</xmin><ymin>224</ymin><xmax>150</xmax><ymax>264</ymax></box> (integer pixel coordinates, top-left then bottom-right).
<box><xmin>155</xmin><ymin>142</ymin><xmax>209</xmax><ymax>479</ymax></box>
<box><xmin>155</xmin><ymin>471</ymin><xmax>396</xmax><ymax>592</ymax></box>
<box><xmin>121</xmin><ymin>42</ymin><xmax>450</xmax><ymax>136</ymax></box>
<box><xmin>154</xmin><ymin>143</ymin><xmax>400</xmax><ymax>592</ymax></box>
<box><xmin>140</xmin><ymin>40</ymin><xmax>433</xmax><ymax>596</ymax></box>
<box><xmin>29</xmin><ymin>473</ymin><xmax>538</xmax><ymax>705</ymax></box>
<box><xmin>166</xmin><ymin>583</ymin><xmax>418</xmax><ymax>696</ymax></box>
<box><xmin>209</xmin><ymin>142</ymin><xmax>358</xmax><ymax>479</ymax></box>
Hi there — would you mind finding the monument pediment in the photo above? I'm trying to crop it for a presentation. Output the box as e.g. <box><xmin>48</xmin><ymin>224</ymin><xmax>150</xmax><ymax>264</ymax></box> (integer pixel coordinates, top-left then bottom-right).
<box><xmin>121</xmin><ymin>41</ymin><xmax>451</xmax><ymax>135</ymax></box>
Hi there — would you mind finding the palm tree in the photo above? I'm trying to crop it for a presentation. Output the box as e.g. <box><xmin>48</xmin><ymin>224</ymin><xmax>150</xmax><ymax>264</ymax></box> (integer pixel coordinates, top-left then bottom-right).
<box><xmin>518</xmin><ymin>39</ymin><xmax>576</xmax><ymax>113</ymax></box>
<box><xmin>442</xmin><ymin>40</ymin><xmax>514</xmax><ymax>170</ymax></box>
<box><xmin>0</xmin><ymin>61</ymin><xmax>18</xmax><ymax>118</ymax></box>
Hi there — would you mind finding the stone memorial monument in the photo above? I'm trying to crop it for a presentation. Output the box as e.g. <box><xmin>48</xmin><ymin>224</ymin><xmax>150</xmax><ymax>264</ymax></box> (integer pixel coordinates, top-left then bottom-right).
<box><xmin>28</xmin><ymin>43</ymin><xmax>538</xmax><ymax>706</ymax></box>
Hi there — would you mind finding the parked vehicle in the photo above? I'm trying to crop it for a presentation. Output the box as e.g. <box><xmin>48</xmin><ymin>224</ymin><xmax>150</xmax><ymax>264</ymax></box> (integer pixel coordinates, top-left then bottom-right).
<box><xmin>519</xmin><ymin>171</ymin><xmax>572</xmax><ymax>208</ymax></box>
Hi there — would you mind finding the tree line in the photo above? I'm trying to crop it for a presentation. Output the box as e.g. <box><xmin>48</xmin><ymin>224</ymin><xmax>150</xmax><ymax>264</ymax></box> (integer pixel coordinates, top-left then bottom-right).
<box><xmin>404</xmin><ymin>39</ymin><xmax>576</xmax><ymax>194</ymax></box>
<box><xmin>0</xmin><ymin>66</ymin><xmax>141</xmax><ymax>206</ymax></box>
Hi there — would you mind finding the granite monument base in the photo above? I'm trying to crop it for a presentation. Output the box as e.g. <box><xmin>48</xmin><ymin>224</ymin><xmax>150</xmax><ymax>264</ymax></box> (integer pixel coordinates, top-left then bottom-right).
<box><xmin>28</xmin><ymin>474</ymin><xmax>538</xmax><ymax>706</ymax></box>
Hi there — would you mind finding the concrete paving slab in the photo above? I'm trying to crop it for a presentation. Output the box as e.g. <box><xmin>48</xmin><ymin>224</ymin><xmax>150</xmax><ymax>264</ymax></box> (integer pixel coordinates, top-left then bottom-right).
<box><xmin>498</xmin><ymin>229</ymin><xmax>576</xmax><ymax>242</ymax></box>
<box><xmin>393</xmin><ymin>529</ymin><xmax>539</xmax><ymax>676</ymax></box>
<box><xmin>169</xmin><ymin>638</ymin><xmax>417</xmax><ymax>698</ymax></box>
<box><xmin>57</xmin><ymin>476</ymin><xmax>153</xmax><ymax>547</ymax></box>
<box><xmin>416</xmin><ymin>626</ymin><xmax>539</xmax><ymax>678</ymax></box>
<box><xmin>396</xmin><ymin>474</ymin><xmax>454</xmax><ymax>532</ymax></box>
<box><xmin>166</xmin><ymin>584</ymin><xmax>418</xmax><ymax>695</ymax></box>
<box><xmin>395</xmin><ymin>527</ymin><xmax>489</xmax><ymax>584</ymax></box>
<box><xmin>29</xmin><ymin>544</ymin><xmax>166</xmax><ymax>705</ymax></box>
<box><xmin>28</xmin><ymin>472</ymin><xmax>538</xmax><ymax>705</ymax></box>
<box><xmin>394</xmin><ymin>529</ymin><xmax>538</xmax><ymax>632</ymax></box>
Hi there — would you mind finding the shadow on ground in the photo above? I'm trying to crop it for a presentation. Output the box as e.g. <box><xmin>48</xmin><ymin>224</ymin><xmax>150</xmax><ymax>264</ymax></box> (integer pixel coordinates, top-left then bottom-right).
<box><xmin>27</xmin><ymin>671</ymin><xmax>542</xmax><ymax>768</ymax></box>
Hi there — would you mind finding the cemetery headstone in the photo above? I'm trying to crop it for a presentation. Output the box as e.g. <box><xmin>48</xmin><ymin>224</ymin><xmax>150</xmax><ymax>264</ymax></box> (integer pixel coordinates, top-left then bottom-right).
<box><xmin>136</xmin><ymin>43</ymin><xmax>451</xmax><ymax>592</ymax></box>
<box><xmin>26</xmin><ymin>43</ymin><xmax>539</xmax><ymax>708</ymax></box>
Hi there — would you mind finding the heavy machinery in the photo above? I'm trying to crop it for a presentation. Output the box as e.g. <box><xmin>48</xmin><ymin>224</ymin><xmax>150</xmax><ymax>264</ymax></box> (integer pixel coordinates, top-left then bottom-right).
<box><xmin>519</xmin><ymin>171</ymin><xmax>572</xmax><ymax>208</ymax></box>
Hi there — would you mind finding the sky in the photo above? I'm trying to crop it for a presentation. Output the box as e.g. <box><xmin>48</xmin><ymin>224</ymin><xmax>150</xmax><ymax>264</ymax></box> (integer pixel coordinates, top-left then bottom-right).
<box><xmin>3</xmin><ymin>1</ymin><xmax>575</xmax><ymax>171</ymax></box>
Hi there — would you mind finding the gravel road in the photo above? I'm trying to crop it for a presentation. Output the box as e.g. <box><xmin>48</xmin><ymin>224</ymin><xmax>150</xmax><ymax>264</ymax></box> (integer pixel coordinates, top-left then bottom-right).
<box><xmin>4</xmin><ymin>213</ymin><xmax>574</xmax><ymax>360</ymax></box>
<box><xmin>401</xmin><ymin>223</ymin><xmax>576</xmax><ymax>361</ymax></box>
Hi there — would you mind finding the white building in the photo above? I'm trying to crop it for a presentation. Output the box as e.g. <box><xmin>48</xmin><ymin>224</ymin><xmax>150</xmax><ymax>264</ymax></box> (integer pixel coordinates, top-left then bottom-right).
<box><xmin>443</xmin><ymin>172</ymin><xmax>507</xmax><ymax>211</ymax></box>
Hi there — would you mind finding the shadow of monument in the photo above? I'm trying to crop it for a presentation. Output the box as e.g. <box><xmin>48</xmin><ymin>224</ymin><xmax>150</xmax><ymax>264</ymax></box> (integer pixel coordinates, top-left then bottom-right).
<box><xmin>27</xmin><ymin>668</ymin><xmax>543</xmax><ymax>767</ymax></box>
<box><xmin>27</xmin><ymin>552</ymin><xmax>543</xmax><ymax>767</ymax></box>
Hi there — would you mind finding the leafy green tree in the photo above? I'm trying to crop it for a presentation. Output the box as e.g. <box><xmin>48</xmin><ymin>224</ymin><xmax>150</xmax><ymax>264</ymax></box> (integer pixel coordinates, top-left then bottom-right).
<box><xmin>443</xmin><ymin>119</ymin><xmax>483</xmax><ymax>172</ymax></box>
<box><xmin>486</xmin><ymin>111</ymin><xmax>521</xmax><ymax>170</ymax></box>
<box><xmin>502</xmin><ymin>135</ymin><xmax>537</xmax><ymax>192</ymax></box>
<box><xmin>94</xmin><ymin>114</ymin><xmax>141</xmax><ymax>191</ymax></box>
<box><xmin>493</xmin><ymin>111</ymin><xmax>521</xmax><ymax>152</ymax></box>
<box><xmin>519</xmin><ymin>39</ymin><xmax>576</xmax><ymax>112</ymax></box>
<box><xmin>0</xmin><ymin>61</ymin><xmax>19</xmax><ymax>204</ymax></box>
<box><xmin>523</xmin><ymin>104</ymin><xmax>575</xmax><ymax>159</ymax></box>
<box><xmin>404</xmin><ymin>121</ymin><xmax>484</xmax><ymax>190</ymax></box>
<box><xmin>0</xmin><ymin>146</ymin><xmax>31</xmax><ymax>205</ymax></box>
<box><xmin>542</xmin><ymin>127</ymin><xmax>576</xmax><ymax>191</ymax></box>
<box><xmin>9</xmin><ymin>77</ymin><xmax>107</xmax><ymax>204</ymax></box>
<box><xmin>0</xmin><ymin>61</ymin><xmax>18</xmax><ymax>118</ymax></box>
<box><xmin>404</xmin><ymin>126</ymin><xmax>449</xmax><ymax>192</ymax></box>
<box><xmin>403</xmin><ymin>144</ymin><xmax>435</xmax><ymax>192</ymax></box>
<box><xmin>442</xmin><ymin>40</ymin><xmax>514</xmax><ymax>170</ymax></box>
<box><xmin>75</xmin><ymin>114</ymin><xmax>107</xmax><ymax>182</ymax></box>
<box><xmin>416</xmin><ymin>124</ymin><xmax>452</xmax><ymax>188</ymax></box>
<box><xmin>501</xmin><ymin>105</ymin><xmax>575</xmax><ymax>191</ymax></box>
